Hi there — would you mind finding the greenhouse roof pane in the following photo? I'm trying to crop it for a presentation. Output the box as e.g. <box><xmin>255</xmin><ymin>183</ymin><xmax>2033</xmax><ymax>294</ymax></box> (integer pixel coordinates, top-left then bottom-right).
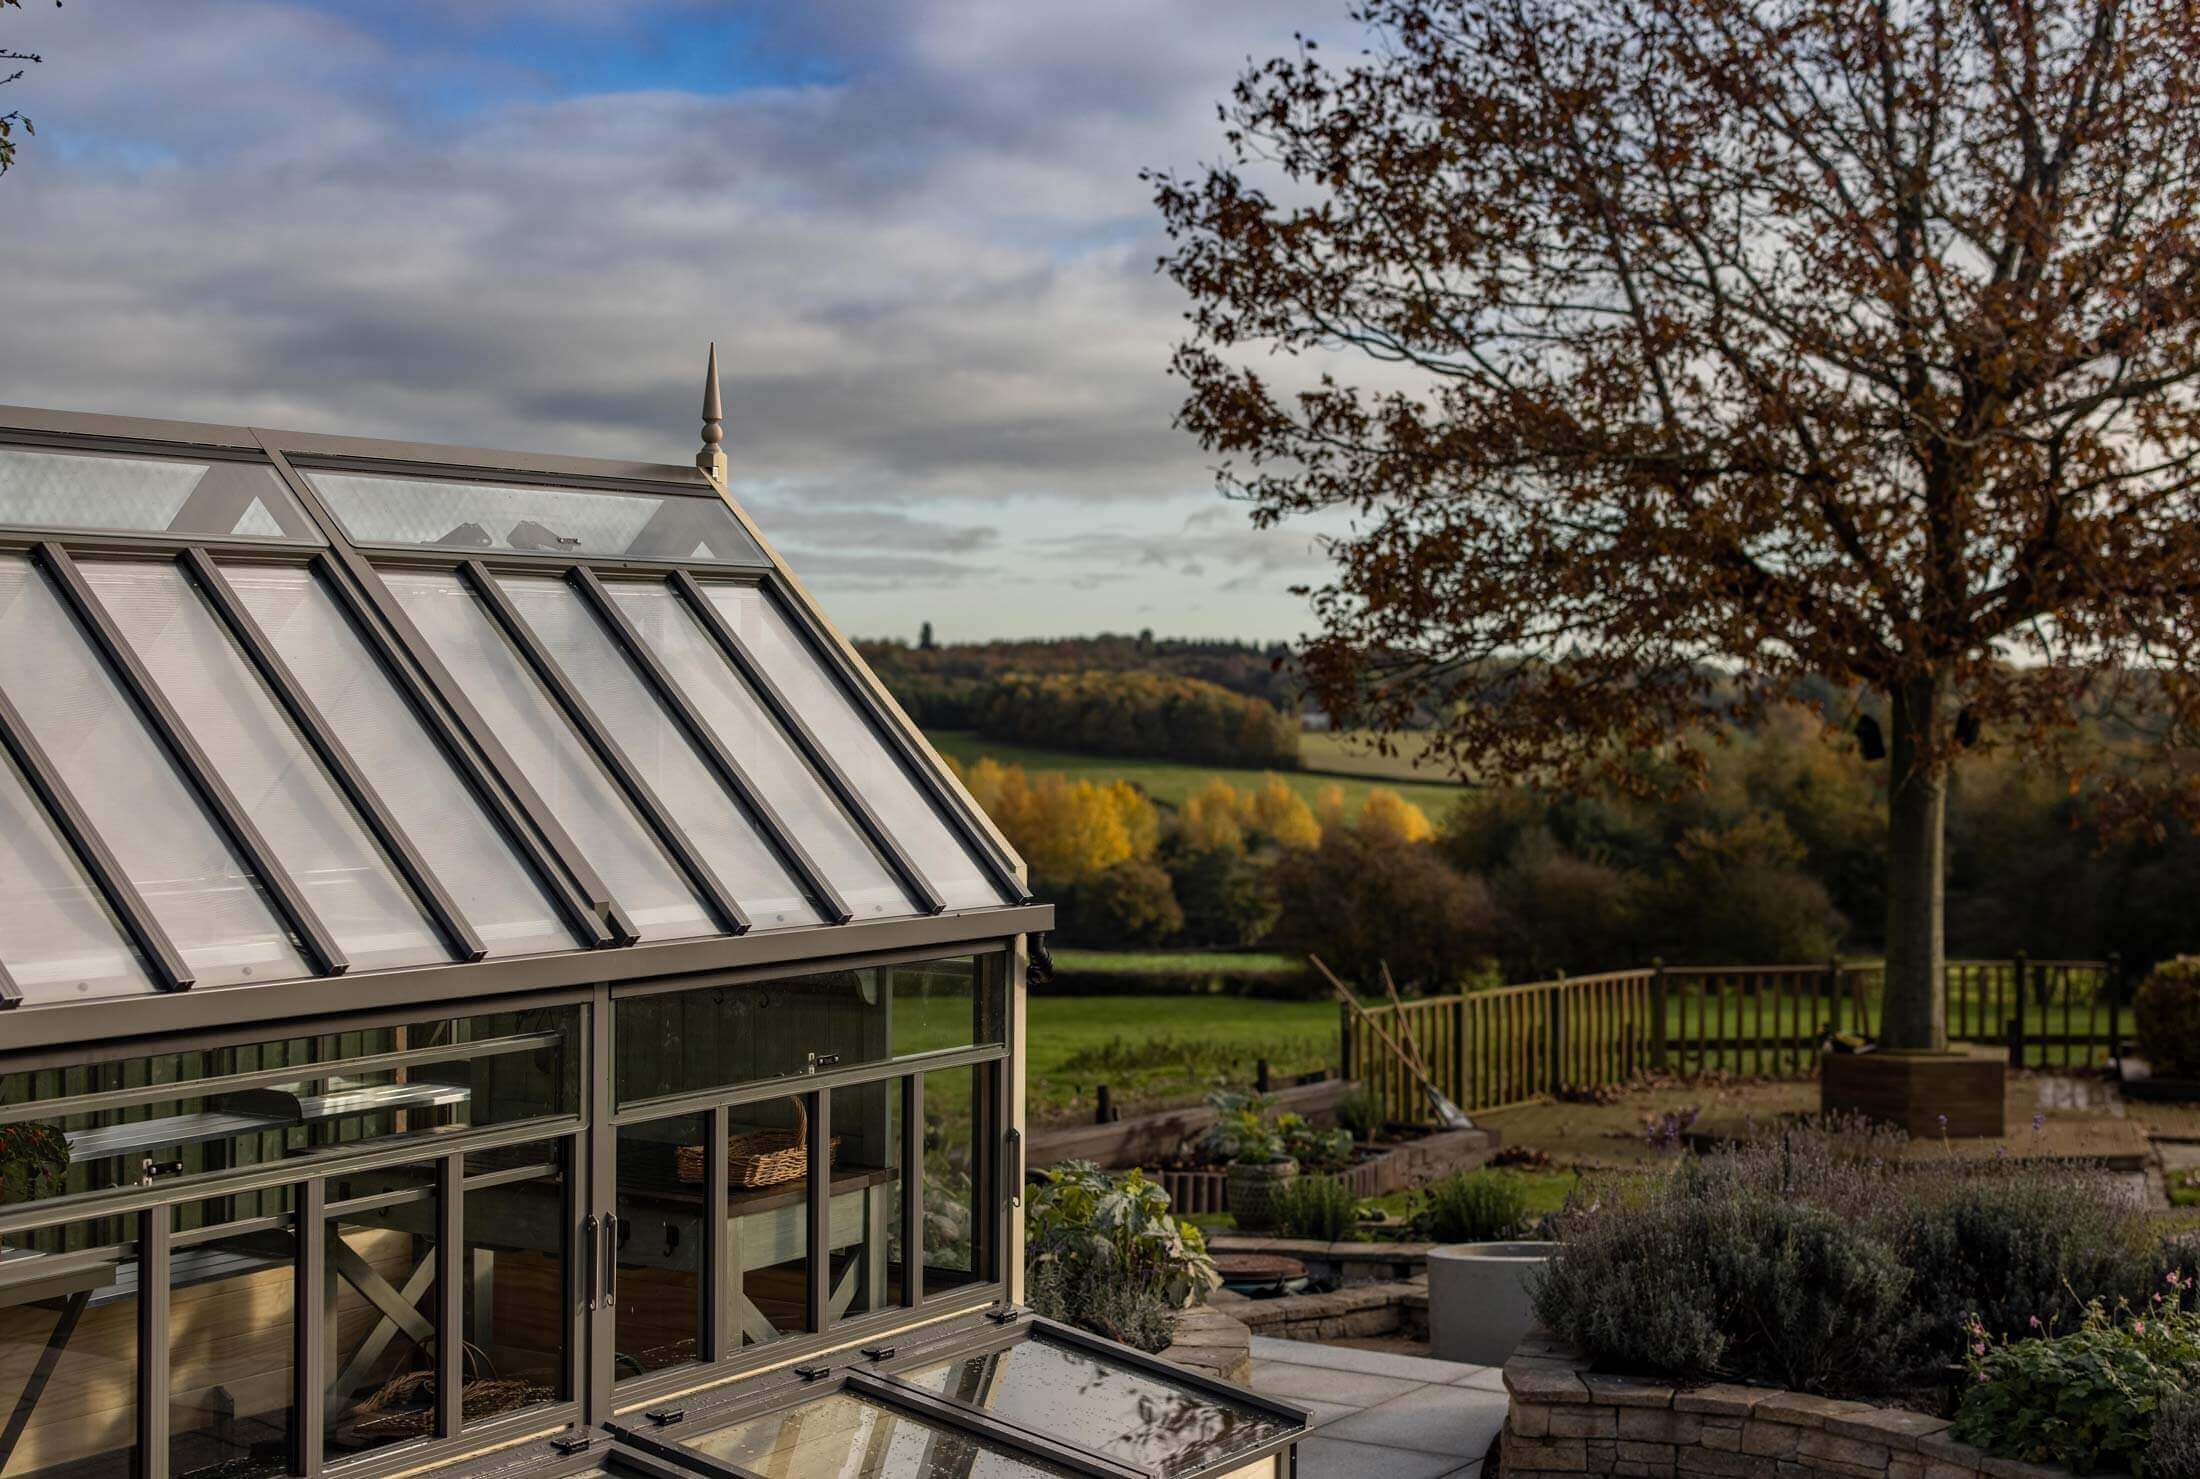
<box><xmin>309</xmin><ymin>469</ymin><xmax>768</xmax><ymax>565</ymax></box>
<box><xmin>0</xmin><ymin>445</ymin><xmax>322</xmax><ymax>542</ymax></box>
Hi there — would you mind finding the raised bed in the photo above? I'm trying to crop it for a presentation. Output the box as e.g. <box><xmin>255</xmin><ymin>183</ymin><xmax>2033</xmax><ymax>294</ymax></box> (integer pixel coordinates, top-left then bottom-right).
<box><xmin>1498</xmin><ymin>1327</ymin><xmax>2071</xmax><ymax>1479</ymax></box>
<box><xmin>1207</xmin><ymin>1233</ymin><xmax>1435</xmax><ymax>1288</ymax></box>
<box><xmin>1027</xmin><ymin>1078</ymin><xmax>1356</xmax><ymax>1170</ymax></box>
<box><xmin>1150</xmin><ymin>1124</ymin><xmax>1502</xmax><ymax>1214</ymax></box>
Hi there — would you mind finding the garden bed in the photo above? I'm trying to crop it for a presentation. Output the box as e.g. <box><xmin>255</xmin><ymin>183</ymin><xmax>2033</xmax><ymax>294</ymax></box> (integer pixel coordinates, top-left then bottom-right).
<box><xmin>1206</xmin><ymin>1232</ymin><xmax>1436</xmax><ymax>1287</ymax></box>
<box><xmin>1151</xmin><ymin>1125</ymin><xmax>1497</xmax><ymax>1214</ymax></box>
<box><xmin>1499</xmin><ymin>1328</ymin><xmax>2070</xmax><ymax>1479</ymax></box>
<box><xmin>1215</xmin><ymin>1278</ymin><xmax>1430</xmax><ymax>1344</ymax></box>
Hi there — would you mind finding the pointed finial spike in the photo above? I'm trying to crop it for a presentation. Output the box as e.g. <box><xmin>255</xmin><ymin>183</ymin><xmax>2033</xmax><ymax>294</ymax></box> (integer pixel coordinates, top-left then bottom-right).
<box><xmin>697</xmin><ymin>342</ymin><xmax>727</xmax><ymax>479</ymax></box>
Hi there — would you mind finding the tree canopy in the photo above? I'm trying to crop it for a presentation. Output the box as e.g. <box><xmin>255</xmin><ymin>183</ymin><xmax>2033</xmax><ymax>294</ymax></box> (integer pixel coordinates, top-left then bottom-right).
<box><xmin>1154</xmin><ymin>0</ymin><xmax>2200</xmax><ymax>1046</ymax></box>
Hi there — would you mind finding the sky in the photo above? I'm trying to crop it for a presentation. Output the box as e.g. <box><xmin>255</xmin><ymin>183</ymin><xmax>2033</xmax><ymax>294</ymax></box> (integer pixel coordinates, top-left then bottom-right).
<box><xmin>0</xmin><ymin>0</ymin><xmax>1358</xmax><ymax>643</ymax></box>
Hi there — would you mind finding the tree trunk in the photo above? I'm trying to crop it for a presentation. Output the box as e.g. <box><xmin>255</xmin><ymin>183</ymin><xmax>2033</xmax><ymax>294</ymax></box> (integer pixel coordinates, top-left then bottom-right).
<box><xmin>1880</xmin><ymin>674</ymin><xmax>1948</xmax><ymax>1051</ymax></box>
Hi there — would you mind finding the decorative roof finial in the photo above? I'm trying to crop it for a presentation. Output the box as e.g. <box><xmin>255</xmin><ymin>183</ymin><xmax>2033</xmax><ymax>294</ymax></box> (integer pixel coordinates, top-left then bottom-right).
<box><xmin>697</xmin><ymin>341</ymin><xmax>727</xmax><ymax>481</ymax></box>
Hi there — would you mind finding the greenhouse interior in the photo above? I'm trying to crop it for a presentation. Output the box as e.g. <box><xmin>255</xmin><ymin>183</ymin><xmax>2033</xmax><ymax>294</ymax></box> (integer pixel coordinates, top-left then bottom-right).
<box><xmin>0</xmin><ymin>396</ymin><xmax>1304</xmax><ymax>1479</ymax></box>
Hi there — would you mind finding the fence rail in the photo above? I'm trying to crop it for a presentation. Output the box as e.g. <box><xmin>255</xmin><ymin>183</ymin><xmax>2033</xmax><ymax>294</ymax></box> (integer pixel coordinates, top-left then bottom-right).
<box><xmin>1342</xmin><ymin>955</ymin><xmax>2121</xmax><ymax>1125</ymax></box>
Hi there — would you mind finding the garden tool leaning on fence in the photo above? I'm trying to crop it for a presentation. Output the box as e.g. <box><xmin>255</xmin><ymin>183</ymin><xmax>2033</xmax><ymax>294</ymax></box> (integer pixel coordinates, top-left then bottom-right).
<box><xmin>1310</xmin><ymin>955</ymin><xmax>1478</xmax><ymax>1132</ymax></box>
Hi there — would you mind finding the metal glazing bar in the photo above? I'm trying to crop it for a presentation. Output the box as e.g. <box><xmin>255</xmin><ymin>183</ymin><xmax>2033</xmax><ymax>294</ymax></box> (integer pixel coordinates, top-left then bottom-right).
<box><xmin>296</xmin><ymin>1179</ymin><xmax>326</xmax><ymax>1478</ymax></box>
<box><xmin>437</xmin><ymin>1153</ymin><xmax>464</xmax><ymax>1438</ymax></box>
<box><xmin>465</xmin><ymin>560</ymin><xmax>751</xmax><ymax>936</ymax></box>
<box><xmin>705</xmin><ymin>1103</ymin><xmax>731</xmax><ymax>1363</ymax></box>
<box><xmin>571</xmin><ymin>567</ymin><xmax>853</xmax><ymax>925</ymax></box>
<box><xmin>298</xmin><ymin>549</ymin><xmax>622</xmax><ymax>948</ymax></box>
<box><xmin>669</xmin><ymin>569</ymin><xmax>946</xmax><ymax>915</ymax></box>
<box><xmin>0</xmin><ymin>957</ymin><xmax>19</xmax><ymax>1008</ymax></box>
<box><xmin>907</xmin><ymin>1072</ymin><xmax>927</xmax><ymax>1304</ymax></box>
<box><xmin>181</xmin><ymin>549</ymin><xmax>487</xmax><ymax>963</ymax></box>
<box><xmin>901</xmin><ymin>1074</ymin><xmax>922</xmax><ymax>1309</ymax></box>
<box><xmin>807</xmin><ymin>1089</ymin><xmax>830</xmax><ymax>1337</ymax></box>
<box><xmin>34</xmin><ymin>542</ymin><xmax>350</xmax><ymax>976</ymax></box>
<box><xmin>758</xmin><ymin>579</ymin><xmax>1029</xmax><ymax>903</ymax></box>
<box><xmin>0</xmin><ymin>677</ymin><xmax>195</xmax><ymax>990</ymax></box>
<box><xmin>252</xmin><ymin>431</ymin><xmax>626</xmax><ymax>946</ymax></box>
<box><xmin>138</xmin><ymin>1202</ymin><xmax>173</xmax><ymax>1479</ymax></box>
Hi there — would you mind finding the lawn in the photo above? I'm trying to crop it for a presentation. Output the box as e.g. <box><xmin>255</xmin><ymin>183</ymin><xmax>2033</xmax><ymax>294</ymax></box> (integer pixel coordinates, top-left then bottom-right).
<box><xmin>1051</xmin><ymin>947</ymin><xmax>1305</xmax><ymax>977</ymax></box>
<box><xmin>1024</xmin><ymin>993</ymin><xmax>1339</xmax><ymax>1125</ymax></box>
<box><xmin>927</xmin><ymin>728</ymin><xmax>1468</xmax><ymax>816</ymax></box>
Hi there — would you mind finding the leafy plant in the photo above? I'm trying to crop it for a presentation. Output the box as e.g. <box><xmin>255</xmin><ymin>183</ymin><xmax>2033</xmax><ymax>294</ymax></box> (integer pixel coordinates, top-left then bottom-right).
<box><xmin>1271</xmin><ymin>1175</ymin><xmax>1363</xmax><ymax>1241</ymax></box>
<box><xmin>1335</xmin><ymin>1089</ymin><xmax>1385</xmax><ymax>1144</ymax></box>
<box><xmin>1954</xmin><ymin>1286</ymin><xmax>2200</xmax><ymax>1476</ymax></box>
<box><xmin>1026</xmin><ymin>1258</ymin><xmax>1177</xmax><ymax>1353</ymax></box>
<box><xmin>1277</xmin><ymin>1113</ymin><xmax>1353</xmax><ymax>1173</ymax></box>
<box><xmin>1199</xmin><ymin>1091</ymin><xmax>1287</xmax><ymax>1166</ymax></box>
<box><xmin>1024</xmin><ymin>1161</ymin><xmax>1220</xmax><ymax>1315</ymax></box>
<box><xmin>1415</xmin><ymin>1169</ymin><xmax>1530</xmax><ymax>1243</ymax></box>
<box><xmin>2138</xmin><ymin>958</ymin><xmax>2200</xmax><ymax>1079</ymax></box>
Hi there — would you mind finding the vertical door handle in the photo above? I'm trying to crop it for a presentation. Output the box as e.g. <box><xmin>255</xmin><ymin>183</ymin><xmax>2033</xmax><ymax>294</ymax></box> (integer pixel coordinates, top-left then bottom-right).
<box><xmin>582</xmin><ymin>1213</ymin><xmax>600</xmax><ymax>1309</ymax></box>
<box><xmin>603</xmin><ymin>1211</ymin><xmax>619</xmax><ymax>1308</ymax></box>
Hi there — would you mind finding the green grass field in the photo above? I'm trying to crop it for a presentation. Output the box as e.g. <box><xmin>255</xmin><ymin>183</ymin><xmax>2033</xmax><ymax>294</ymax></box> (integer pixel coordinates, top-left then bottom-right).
<box><xmin>1051</xmin><ymin>948</ymin><xmax>1304</xmax><ymax>977</ymax></box>
<box><xmin>928</xmin><ymin>729</ymin><xmax>1468</xmax><ymax>816</ymax></box>
<box><xmin>1024</xmin><ymin>993</ymin><xmax>1339</xmax><ymax>1124</ymax></box>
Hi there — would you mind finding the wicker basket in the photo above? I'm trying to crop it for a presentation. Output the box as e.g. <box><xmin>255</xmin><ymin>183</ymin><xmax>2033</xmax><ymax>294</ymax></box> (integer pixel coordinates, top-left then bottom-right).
<box><xmin>675</xmin><ymin>1099</ymin><xmax>836</xmax><ymax>1188</ymax></box>
<box><xmin>351</xmin><ymin>1346</ymin><xmax>553</xmax><ymax>1439</ymax></box>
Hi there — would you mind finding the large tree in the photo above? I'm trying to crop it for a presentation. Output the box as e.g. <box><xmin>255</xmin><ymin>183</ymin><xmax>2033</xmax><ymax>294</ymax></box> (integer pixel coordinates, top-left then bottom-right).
<box><xmin>0</xmin><ymin>0</ymin><xmax>52</xmax><ymax>177</ymax></box>
<box><xmin>1154</xmin><ymin>0</ymin><xmax>2200</xmax><ymax>1049</ymax></box>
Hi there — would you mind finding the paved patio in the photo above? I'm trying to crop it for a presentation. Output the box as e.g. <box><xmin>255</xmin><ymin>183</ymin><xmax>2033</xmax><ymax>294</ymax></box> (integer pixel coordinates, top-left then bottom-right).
<box><xmin>1249</xmin><ymin>1335</ymin><xmax>1506</xmax><ymax>1479</ymax></box>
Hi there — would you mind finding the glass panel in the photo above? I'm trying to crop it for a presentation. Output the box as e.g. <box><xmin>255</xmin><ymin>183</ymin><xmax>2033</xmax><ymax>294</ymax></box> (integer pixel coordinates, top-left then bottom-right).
<box><xmin>0</xmin><ymin>744</ymin><xmax>154</xmax><ymax>1005</ymax></box>
<box><xmin>703</xmin><ymin>584</ymin><xmax>1004</xmax><ymax>910</ymax></box>
<box><xmin>172</xmin><ymin>1227</ymin><xmax>295</xmax><ymax>1479</ymax></box>
<box><xmin>227</xmin><ymin>565</ymin><xmax>572</xmax><ymax>959</ymax></box>
<box><xmin>380</xmin><ymin>569</ymin><xmax>711</xmax><ymax>941</ymax></box>
<box><xmin>829</xmin><ymin>1081</ymin><xmax>902</xmax><ymax>1317</ymax></box>
<box><xmin>921</xmin><ymin>1066</ymin><xmax>988</xmax><ymax>1294</ymax></box>
<box><xmin>497</xmin><ymin>576</ymin><xmax>816</xmax><ymax>929</ymax></box>
<box><xmin>904</xmin><ymin>1336</ymin><xmax>1299</xmax><ymax>1478</ymax></box>
<box><xmin>0</xmin><ymin>445</ymin><xmax>320</xmax><ymax>542</ymax></box>
<box><xmin>615</xmin><ymin>957</ymin><xmax>992</xmax><ymax>1106</ymax></box>
<box><xmin>0</xmin><ymin>1228</ymin><xmax>138</xmax><ymax>1479</ymax></box>
<box><xmin>87</xmin><ymin>561</ymin><xmax>445</xmax><ymax>973</ymax></box>
<box><xmin>308</xmin><ymin>471</ymin><xmax>765</xmax><ymax>565</ymax></box>
<box><xmin>0</xmin><ymin>554</ymin><xmax>307</xmax><ymax>989</ymax></box>
<box><xmin>726</xmin><ymin>1094</ymin><xmax>811</xmax><ymax>1349</ymax></box>
<box><xmin>462</xmin><ymin>1143</ymin><xmax>566</xmax><ymax>1426</ymax></box>
<box><xmin>681</xmin><ymin>1391</ymin><xmax>1080</xmax><ymax>1479</ymax></box>
<box><xmin>326</xmin><ymin>1165</ymin><xmax>438</xmax><ymax>1459</ymax></box>
<box><xmin>0</xmin><ymin>1008</ymin><xmax>580</xmax><ymax>1226</ymax></box>
<box><xmin>614</xmin><ymin>1115</ymin><xmax>704</xmax><ymax>1380</ymax></box>
<box><xmin>607</xmin><ymin>581</ymin><xmax>913</xmax><ymax>921</ymax></box>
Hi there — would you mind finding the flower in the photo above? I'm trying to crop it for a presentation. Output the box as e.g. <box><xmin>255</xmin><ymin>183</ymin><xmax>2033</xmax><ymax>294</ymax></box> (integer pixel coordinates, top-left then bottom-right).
<box><xmin>2028</xmin><ymin>1315</ymin><xmax>2041</xmax><ymax>1328</ymax></box>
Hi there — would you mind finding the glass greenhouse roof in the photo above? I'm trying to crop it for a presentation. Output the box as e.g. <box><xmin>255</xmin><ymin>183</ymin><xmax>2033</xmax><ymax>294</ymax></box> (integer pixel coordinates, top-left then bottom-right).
<box><xmin>0</xmin><ymin>407</ymin><xmax>1031</xmax><ymax>1016</ymax></box>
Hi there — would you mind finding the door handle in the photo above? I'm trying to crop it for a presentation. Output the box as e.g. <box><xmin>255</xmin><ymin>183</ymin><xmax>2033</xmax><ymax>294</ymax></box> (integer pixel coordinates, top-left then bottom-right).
<box><xmin>582</xmin><ymin>1214</ymin><xmax>599</xmax><ymax>1310</ymax></box>
<box><xmin>603</xmin><ymin>1211</ymin><xmax>619</xmax><ymax>1308</ymax></box>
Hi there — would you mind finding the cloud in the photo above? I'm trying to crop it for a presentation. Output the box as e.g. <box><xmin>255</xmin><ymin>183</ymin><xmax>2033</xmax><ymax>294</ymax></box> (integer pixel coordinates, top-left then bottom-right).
<box><xmin>0</xmin><ymin>0</ymin><xmax>1348</xmax><ymax>638</ymax></box>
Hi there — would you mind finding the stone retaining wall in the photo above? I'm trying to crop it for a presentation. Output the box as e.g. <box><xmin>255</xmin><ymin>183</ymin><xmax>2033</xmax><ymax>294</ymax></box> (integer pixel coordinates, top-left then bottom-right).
<box><xmin>1213</xmin><ymin>1278</ymin><xmax>1428</xmax><ymax>1343</ymax></box>
<box><xmin>1500</xmin><ymin>1329</ymin><xmax>2069</xmax><ymax>1479</ymax></box>
<box><xmin>1160</xmin><ymin>1303</ymin><xmax>1256</xmax><ymax>1386</ymax></box>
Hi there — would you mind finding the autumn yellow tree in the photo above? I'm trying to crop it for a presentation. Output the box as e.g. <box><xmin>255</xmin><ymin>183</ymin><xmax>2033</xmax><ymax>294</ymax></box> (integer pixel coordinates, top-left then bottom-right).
<box><xmin>1358</xmin><ymin>789</ymin><xmax>1436</xmax><ymax>845</ymax></box>
<box><xmin>1251</xmin><ymin>776</ymin><xmax>1322</xmax><ymax>850</ymax></box>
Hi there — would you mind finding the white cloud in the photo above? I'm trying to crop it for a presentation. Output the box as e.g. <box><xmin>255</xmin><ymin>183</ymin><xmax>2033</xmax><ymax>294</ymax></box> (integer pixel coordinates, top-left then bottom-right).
<box><xmin>0</xmin><ymin>0</ymin><xmax>1349</xmax><ymax>638</ymax></box>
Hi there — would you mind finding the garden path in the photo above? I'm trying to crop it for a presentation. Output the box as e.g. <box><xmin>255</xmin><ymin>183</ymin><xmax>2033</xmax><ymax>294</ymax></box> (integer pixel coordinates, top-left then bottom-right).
<box><xmin>1248</xmin><ymin>1334</ymin><xmax>1504</xmax><ymax>1479</ymax></box>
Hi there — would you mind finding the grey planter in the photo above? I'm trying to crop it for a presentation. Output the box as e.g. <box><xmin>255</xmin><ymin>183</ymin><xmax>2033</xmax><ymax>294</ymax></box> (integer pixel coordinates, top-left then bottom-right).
<box><xmin>1428</xmin><ymin>1241</ymin><xmax>1555</xmax><ymax>1366</ymax></box>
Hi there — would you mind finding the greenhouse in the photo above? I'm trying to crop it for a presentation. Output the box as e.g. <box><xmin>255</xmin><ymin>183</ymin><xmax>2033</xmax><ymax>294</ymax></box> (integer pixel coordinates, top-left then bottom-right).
<box><xmin>0</xmin><ymin>389</ymin><xmax>1303</xmax><ymax>1479</ymax></box>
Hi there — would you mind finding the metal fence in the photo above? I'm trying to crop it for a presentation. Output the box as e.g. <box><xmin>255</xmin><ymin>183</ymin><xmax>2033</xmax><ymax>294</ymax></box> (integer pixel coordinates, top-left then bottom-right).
<box><xmin>1341</xmin><ymin>955</ymin><xmax>2122</xmax><ymax>1124</ymax></box>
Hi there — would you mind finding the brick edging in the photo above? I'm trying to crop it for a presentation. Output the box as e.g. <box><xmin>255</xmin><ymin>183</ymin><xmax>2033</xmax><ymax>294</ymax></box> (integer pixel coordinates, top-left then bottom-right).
<box><xmin>1499</xmin><ymin>1328</ymin><xmax>2070</xmax><ymax>1478</ymax></box>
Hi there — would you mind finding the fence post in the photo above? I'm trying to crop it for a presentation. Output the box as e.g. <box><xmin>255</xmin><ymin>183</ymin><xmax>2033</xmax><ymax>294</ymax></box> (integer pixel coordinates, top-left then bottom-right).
<box><xmin>1095</xmin><ymin>1084</ymin><xmax>1114</xmax><ymax>1125</ymax></box>
<box><xmin>1547</xmin><ymin>986</ymin><xmax>1566</xmax><ymax>1095</ymax></box>
<box><xmin>1453</xmin><ymin>996</ymin><xmax>1469</xmax><ymax>1108</ymax></box>
<box><xmin>1338</xmin><ymin>999</ymin><xmax>1352</xmax><ymax>1084</ymax></box>
<box><xmin>1651</xmin><ymin>960</ymin><xmax>1668</xmax><ymax>1072</ymax></box>
<box><xmin>2005</xmin><ymin>1014</ymin><xmax>2024</xmax><ymax>1071</ymax></box>
<box><xmin>2011</xmin><ymin>950</ymin><xmax>2029</xmax><ymax>1063</ymax></box>
<box><xmin>1824</xmin><ymin>956</ymin><xmax>1841</xmax><ymax>1047</ymax></box>
<box><xmin>1255</xmin><ymin>1058</ymin><xmax>1272</xmax><ymax>1094</ymax></box>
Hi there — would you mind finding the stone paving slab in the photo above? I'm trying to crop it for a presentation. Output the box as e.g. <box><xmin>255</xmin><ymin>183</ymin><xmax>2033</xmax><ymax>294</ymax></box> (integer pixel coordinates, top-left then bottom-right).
<box><xmin>1250</xmin><ymin>1334</ymin><xmax>1497</xmax><ymax>1386</ymax></box>
<box><xmin>1293</xmin><ymin>1433</ymin><xmax>1473</xmax><ymax>1479</ymax></box>
<box><xmin>1248</xmin><ymin>1359</ymin><xmax>1428</xmax><ymax>1409</ymax></box>
<box><xmin>1321</xmin><ymin>1384</ymin><xmax>1509</xmax><ymax>1457</ymax></box>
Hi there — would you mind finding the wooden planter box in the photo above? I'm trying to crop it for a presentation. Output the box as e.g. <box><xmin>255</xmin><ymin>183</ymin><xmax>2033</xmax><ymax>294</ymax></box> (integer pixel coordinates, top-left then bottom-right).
<box><xmin>1821</xmin><ymin>1044</ymin><xmax>2006</xmax><ymax>1138</ymax></box>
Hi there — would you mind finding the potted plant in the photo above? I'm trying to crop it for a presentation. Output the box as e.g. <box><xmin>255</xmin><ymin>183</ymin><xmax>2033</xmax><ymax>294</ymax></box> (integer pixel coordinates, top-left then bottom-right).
<box><xmin>1204</xmin><ymin>1094</ymin><xmax>1297</xmax><ymax>1230</ymax></box>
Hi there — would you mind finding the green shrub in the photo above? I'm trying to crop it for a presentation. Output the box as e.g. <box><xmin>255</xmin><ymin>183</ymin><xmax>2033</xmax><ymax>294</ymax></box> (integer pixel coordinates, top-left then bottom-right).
<box><xmin>1534</xmin><ymin>1175</ymin><xmax>1914</xmax><ymax>1392</ymax></box>
<box><xmin>1335</xmin><ymin>1090</ymin><xmax>1385</xmax><ymax>1143</ymax></box>
<box><xmin>1416</xmin><ymin>1170</ymin><xmax>1530</xmax><ymax>1243</ymax></box>
<box><xmin>1954</xmin><ymin>1295</ymin><xmax>2200</xmax><ymax>1476</ymax></box>
<box><xmin>1169</xmin><ymin>847</ymin><xmax>1280</xmax><ymax>948</ymax></box>
<box><xmin>2150</xmin><ymin>1388</ymin><xmax>2200</xmax><ymax>1479</ymax></box>
<box><xmin>1027</xmin><ymin>1258</ymin><xmax>1178</xmax><ymax>1353</ymax></box>
<box><xmin>1532</xmin><ymin>1121</ymin><xmax>2182</xmax><ymax>1398</ymax></box>
<box><xmin>1069</xmin><ymin>859</ymin><xmax>1184</xmax><ymax>947</ymax></box>
<box><xmin>1278</xmin><ymin>1113</ymin><xmax>1353</xmax><ymax>1173</ymax></box>
<box><xmin>2138</xmin><ymin>958</ymin><xmax>2200</xmax><ymax>1078</ymax></box>
<box><xmin>1023</xmin><ymin>1161</ymin><xmax>1220</xmax><ymax>1328</ymax></box>
<box><xmin>1272</xmin><ymin>1175</ymin><xmax>1363</xmax><ymax>1241</ymax></box>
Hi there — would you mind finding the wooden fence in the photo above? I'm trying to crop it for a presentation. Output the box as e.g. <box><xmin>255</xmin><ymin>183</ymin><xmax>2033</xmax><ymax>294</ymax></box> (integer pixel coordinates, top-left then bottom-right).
<box><xmin>1342</xmin><ymin>955</ymin><xmax>2121</xmax><ymax>1125</ymax></box>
